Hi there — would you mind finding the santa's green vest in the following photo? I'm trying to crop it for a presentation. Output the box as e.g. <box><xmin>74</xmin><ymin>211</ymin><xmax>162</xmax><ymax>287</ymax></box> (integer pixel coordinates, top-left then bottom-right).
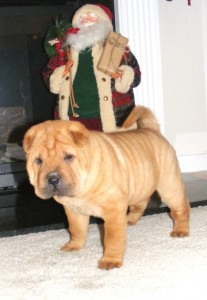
<box><xmin>69</xmin><ymin>48</ymin><xmax>100</xmax><ymax>118</ymax></box>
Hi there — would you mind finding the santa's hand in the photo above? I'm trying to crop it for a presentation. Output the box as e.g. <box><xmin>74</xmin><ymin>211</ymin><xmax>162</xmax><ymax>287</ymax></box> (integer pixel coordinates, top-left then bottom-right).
<box><xmin>62</xmin><ymin>60</ymin><xmax>74</xmax><ymax>77</ymax></box>
<box><xmin>111</xmin><ymin>70</ymin><xmax>124</xmax><ymax>79</ymax></box>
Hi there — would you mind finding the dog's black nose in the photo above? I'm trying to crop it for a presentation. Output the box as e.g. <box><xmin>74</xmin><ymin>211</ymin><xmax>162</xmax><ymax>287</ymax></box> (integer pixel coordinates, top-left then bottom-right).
<box><xmin>47</xmin><ymin>173</ymin><xmax>60</xmax><ymax>187</ymax></box>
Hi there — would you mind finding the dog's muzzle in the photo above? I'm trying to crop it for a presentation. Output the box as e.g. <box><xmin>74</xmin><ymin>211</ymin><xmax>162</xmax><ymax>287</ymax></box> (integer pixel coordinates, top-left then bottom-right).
<box><xmin>47</xmin><ymin>172</ymin><xmax>60</xmax><ymax>188</ymax></box>
<box><xmin>39</xmin><ymin>172</ymin><xmax>70</xmax><ymax>198</ymax></box>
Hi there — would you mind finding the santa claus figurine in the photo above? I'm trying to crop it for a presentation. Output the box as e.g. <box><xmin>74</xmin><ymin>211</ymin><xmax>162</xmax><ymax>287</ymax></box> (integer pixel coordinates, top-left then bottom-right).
<box><xmin>43</xmin><ymin>4</ymin><xmax>141</xmax><ymax>132</ymax></box>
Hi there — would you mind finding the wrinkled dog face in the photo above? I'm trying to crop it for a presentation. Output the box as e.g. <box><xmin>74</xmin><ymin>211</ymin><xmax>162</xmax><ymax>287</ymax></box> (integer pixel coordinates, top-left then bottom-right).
<box><xmin>23</xmin><ymin>120</ymin><xmax>89</xmax><ymax>199</ymax></box>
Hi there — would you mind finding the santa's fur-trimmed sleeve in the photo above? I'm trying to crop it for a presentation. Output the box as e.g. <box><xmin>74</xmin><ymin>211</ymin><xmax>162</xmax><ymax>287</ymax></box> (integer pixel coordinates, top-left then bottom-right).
<box><xmin>115</xmin><ymin>65</ymin><xmax>135</xmax><ymax>93</ymax></box>
<box><xmin>49</xmin><ymin>65</ymin><xmax>66</xmax><ymax>94</ymax></box>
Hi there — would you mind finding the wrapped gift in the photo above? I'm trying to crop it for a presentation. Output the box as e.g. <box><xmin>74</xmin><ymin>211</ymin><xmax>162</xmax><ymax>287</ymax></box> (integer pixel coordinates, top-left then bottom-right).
<box><xmin>97</xmin><ymin>32</ymin><xmax>128</xmax><ymax>76</ymax></box>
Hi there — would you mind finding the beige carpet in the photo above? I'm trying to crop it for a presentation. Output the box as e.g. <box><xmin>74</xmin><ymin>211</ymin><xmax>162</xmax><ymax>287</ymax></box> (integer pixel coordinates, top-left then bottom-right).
<box><xmin>0</xmin><ymin>206</ymin><xmax>207</xmax><ymax>300</ymax></box>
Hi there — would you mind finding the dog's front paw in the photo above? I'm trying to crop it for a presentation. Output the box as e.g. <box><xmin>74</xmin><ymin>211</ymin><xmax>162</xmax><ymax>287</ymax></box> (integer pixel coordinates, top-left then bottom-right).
<box><xmin>98</xmin><ymin>258</ymin><xmax>122</xmax><ymax>270</ymax></box>
<box><xmin>170</xmin><ymin>230</ymin><xmax>189</xmax><ymax>238</ymax></box>
<box><xmin>60</xmin><ymin>241</ymin><xmax>83</xmax><ymax>252</ymax></box>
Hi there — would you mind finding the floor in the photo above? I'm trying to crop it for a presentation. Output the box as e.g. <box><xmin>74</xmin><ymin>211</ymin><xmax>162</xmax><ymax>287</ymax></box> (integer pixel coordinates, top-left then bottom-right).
<box><xmin>0</xmin><ymin>171</ymin><xmax>206</xmax><ymax>237</ymax></box>
<box><xmin>146</xmin><ymin>171</ymin><xmax>207</xmax><ymax>211</ymax></box>
<box><xmin>1</xmin><ymin>144</ymin><xmax>206</xmax><ymax>204</ymax></box>
<box><xmin>183</xmin><ymin>171</ymin><xmax>207</xmax><ymax>203</ymax></box>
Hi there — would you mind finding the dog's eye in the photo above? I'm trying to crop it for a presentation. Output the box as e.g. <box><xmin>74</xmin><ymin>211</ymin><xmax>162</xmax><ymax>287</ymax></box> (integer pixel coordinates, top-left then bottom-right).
<box><xmin>64</xmin><ymin>154</ymin><xmax>74</xmax><ymax>161</ymax></box>
<box><xmin>35</xmin><ymin>157</ymin><xmax>42</xmax><ymax>165</ymax></box>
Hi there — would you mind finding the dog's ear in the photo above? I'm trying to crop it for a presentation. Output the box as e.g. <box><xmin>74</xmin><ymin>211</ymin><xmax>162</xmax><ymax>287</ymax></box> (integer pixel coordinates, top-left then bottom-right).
<box><xmin>68</xmin><ymin>121</ymin><xmax>89</xmax><ymax>146</ymax></box>
<box><xmin>23</xmin><ymin>127</ymin><xmax>37</xmax><ymax>154</ymax></box>
<box><xmin>23</xmin><ymin>121</ymin><xmax>53</xmax><ymax>154</ymax></box>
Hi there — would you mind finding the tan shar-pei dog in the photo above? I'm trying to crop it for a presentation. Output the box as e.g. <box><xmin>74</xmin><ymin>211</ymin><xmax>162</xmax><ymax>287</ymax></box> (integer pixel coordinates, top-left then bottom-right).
<box><xmin>23</xmin><ymin>106</ymin><xmax>190</xmax><ymax>270</ymax></box>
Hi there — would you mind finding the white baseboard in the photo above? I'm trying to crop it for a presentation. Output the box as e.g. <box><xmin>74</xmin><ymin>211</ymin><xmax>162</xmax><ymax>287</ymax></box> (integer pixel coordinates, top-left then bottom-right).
<box><xmin>178</xmin><ymin>154</ymin><xmax>207</xmax><ymax>173</ymax></box>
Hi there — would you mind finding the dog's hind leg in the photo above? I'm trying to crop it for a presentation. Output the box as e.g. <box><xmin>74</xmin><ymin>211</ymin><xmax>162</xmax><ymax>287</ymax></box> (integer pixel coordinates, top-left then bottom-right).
<box><xmin>60</xmin><ymin>206</ymin><xmax>90</xmax><ymax>251</ymax></box>
<box><xmin>157</xmin><ymin>167</ymin><xmax>190</xmax><ymax>238</ymax></box>
<box><xmin>127</xmin><ymin>199</ymin><xmax>149</xmax><ymax>225</ymax></box>
<box><xmin>169</xmin><ymin>202</ymin><xmax>190</xmax><ymax>237</ymax></box>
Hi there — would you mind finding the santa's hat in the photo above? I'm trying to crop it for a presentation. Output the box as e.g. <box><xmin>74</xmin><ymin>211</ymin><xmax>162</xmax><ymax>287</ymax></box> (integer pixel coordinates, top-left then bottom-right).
<box><xmin>72</xmin><ymin>4</ymin><xmax>113</xmax><ymax>29</ymax></box>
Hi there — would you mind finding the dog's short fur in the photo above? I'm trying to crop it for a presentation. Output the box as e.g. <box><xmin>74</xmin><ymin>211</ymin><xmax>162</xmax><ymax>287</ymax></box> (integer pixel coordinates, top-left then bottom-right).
<box><xmin>23</xmin><ymin>106</ymin><xmax>190</xmax><ymax>270</ymax></box>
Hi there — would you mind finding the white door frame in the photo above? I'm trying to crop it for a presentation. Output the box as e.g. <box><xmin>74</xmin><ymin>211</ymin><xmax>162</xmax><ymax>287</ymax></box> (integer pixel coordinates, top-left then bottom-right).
<box><xmin>114</xmin><ymin>0</ymin><xmax>164</xmax><ymax>132</ymax></box>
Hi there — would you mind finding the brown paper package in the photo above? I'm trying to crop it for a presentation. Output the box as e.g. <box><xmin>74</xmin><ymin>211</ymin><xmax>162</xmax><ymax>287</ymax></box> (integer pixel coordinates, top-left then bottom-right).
<box><xmin>97</xmin><ymin>32</ymin><xmax>129</xmax><ymax>76</ymax></box>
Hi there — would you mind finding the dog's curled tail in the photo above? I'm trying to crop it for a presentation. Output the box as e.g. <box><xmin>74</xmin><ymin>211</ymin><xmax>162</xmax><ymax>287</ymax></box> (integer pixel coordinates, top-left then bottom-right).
<box><xmin>122</xmin><ymin>106</ymin><xmax>160</xmax><ymax>132</ymax></box>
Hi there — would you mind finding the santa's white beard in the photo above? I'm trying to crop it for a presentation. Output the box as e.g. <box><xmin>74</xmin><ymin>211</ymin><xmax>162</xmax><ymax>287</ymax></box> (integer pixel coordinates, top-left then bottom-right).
<box><xmin>64</xmin><ymin>19</ymin><xmax>112</xmax><ymax>51</ymax></box>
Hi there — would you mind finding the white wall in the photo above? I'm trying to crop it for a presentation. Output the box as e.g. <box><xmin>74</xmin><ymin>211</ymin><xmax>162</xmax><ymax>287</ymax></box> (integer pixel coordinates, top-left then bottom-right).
<box><xmin>115</xmin><ymin>0</ymin><xmax>207</xmax><ymax>172</ymax></box>
<box><xmin>158</xmin><ymin>0</ymin><xmax>207</xmax><ymax>155</ymax></box>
